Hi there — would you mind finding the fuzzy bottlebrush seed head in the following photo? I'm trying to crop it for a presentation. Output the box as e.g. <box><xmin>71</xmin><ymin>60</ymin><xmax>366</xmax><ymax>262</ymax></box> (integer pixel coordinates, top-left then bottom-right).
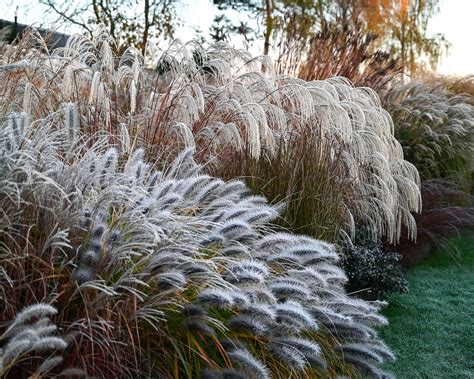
<box><xmin>269</xmin><ymin>278</ymin><xmax>312</xmax><ymax>301</ymax></box>
<box><xmin>1</xmin><ymin>305</ymin><xmax>58</xmax><ymax>344</ymax></box>
<box><xmin>0</xmin><ymin>305</ymin><xmax>68</xmax><ymax>376</ymax></box>
<box><xmin>275</xmin><ymin>337</ymin><xmax>325</xmax><ymax>368</ymax></box>
<box><xmin>198</xmin><ymin>288</ymin><xmax>235</xmax><ymax>309</ymax></box>
<box><xmin>185</xmin><ymin>319</ymin><xmax>216</xmax><ymax>336</ymax></box>
<box><xmin>226</xmin><ymin>260</ymin><xmax>269</xmax><ymax>285</ymax></box>
<box><xmin>220</xmin><ymin>246</ymin><xmax>249</xmax><ymax>258</ymax></box>
<box><xmin>62</xmin><ymin>102</ymin><xmax>79</xmax><ymax>146</ymax></box>
<box><xmin>268</xmin><ymin>341</ymin><xmax>308</xmax><ymax>370</ymax></box>
<box><xmin>274</xmin><ymin>301</ymin><xmax>317</xmax><ymax>331</ymax></box>
<box><xmin>155</xmin><ymin>271</ymin><xmax>187</xmax><ymax>291</ymax></box>
<box><xmin>241</xmin><ymin>303</ymin><xmax>276</xmax><ymax>321</ymax></box>
<box><xmin>36</xmin><ymin>356</ymin><xmax>64</xmax><ymax>375</ymax></box>
<box><xmin>78</xmin><ymin>248</ymin><xmax>101</xmax><ymax>267</ymax></box>
<box><xmin>228</xmin><ymin>349</ymin><xmax>270</xmax><ymax>379</ymax></box>
<box><xmin>0</xmin><ymin>111</ymin><xmax>396</xmax><ymax>377</ymax></box>
<box><xmin>73</xmin><ymin>266</ymin><xmax>96</xmax><ymax>285</ymax></box>
<box><xmin>181</xmin><ymin>304</ymin><xmax>207</xmax><ymax>318</ymax></box>
<box><xmin>228</xmin><ymin>315</ymin><xmax>270</xmax><ymax>337</ymax></box>
<box><xmin>1</xmin><ymin>31</ymin><xmax>397</xmax><ymax>378</ymax></box>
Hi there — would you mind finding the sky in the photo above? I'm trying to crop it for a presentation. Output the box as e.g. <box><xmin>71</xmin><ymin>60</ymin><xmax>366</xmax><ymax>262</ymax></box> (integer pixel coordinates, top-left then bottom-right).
<box><xmin>3</xmin><ymin>0</ymin><xmax>473</xmax><ymax>76</ymax></box>
<box><xmin>427</xmin><ymin>0</ymin><xmax>474</xmax><ymax>76</ymax></box>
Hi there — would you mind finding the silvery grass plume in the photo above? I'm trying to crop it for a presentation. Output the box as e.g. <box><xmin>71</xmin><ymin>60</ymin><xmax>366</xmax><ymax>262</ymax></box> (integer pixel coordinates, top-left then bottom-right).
<box><xmin>0</xmin><ymin>107</ymin><xmax>394</xmax><ymax>378</ymax></box>
<box><xmin>383</xmin><ymin>82</ymin><xmax>474</xmax><ymax>183</ymax></box>
<box><xmin>0</xmin><ymin>28</ymin><xmax>420</xmax><ymax>243</ymax></box>
<box><xmin>0</xmin><ymin>304</ymin><xmax>78</xmax><ymax>377</ymax></box>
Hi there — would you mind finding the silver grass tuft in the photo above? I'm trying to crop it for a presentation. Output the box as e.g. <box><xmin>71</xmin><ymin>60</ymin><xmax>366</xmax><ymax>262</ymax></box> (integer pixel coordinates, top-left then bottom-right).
<box><xmin>228</xmin><ymin>349</ymin><xmax>270</xmax><ymax>379</ymax></box>
<box><xmin>36</xmin><ymin>356</ymin><xmax>64</xmax><ymax>375</ymax></box>
<box><xmin>0</xmin><ymin>304</ymin><xmax>68</xmax><ymax>375</ymax></box>
<box><xmin>0</xmin><ymin>32</ymin><xmax>399</xmax><ymax>378</ymax></box>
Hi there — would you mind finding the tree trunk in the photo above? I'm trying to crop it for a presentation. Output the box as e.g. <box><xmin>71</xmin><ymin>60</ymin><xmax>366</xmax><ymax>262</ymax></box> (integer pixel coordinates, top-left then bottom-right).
<box><xmin>263</xmin><ymin>0</ymin><xmax>272</xmax><ymax>56</ymax></box>
<box><xmin>142</xmin><ymin>0</ymin><xmax>150</xmax><ymax>55</ymax></box>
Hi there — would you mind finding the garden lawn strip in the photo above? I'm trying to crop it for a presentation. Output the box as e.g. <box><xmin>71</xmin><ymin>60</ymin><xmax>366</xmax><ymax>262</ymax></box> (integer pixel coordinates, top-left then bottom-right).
<box><xmin>380</xmin><ymin>235</ymin><xmax>474</xmax><ymax>378</ymax></box>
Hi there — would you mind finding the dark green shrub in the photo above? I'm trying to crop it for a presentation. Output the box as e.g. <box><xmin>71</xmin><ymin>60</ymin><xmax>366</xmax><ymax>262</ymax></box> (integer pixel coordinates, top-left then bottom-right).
<box><xmin>340</xmin><ymin>232</ymin><xmax>408</xmax><ymax>301</ymax></box>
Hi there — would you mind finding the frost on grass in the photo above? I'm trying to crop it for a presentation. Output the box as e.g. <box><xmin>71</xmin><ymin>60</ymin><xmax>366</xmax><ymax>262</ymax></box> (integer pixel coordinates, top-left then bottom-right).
<box><xmin>0</xmin><ymin>28</ymin><xmax>421</xmax><ymax>243</ymax></box>
<box><xmin>0</xmin><ymin>29</ymin><xmax>396</xmax><ymax>378</ymax></box>
<box><xmin>0</xmin><ymin>112</ymin><xmax>395</xmax><ymax>378</ymax></box>
<box><xmin>0</xmin><ymin>305</ymin><xmax>76</xmax><ymax>377</ymax></box>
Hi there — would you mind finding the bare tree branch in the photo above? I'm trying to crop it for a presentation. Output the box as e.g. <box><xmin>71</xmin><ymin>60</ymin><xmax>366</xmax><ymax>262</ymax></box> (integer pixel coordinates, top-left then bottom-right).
<box><xmin>39</xmin><ymin>0</ymin><xmax>93</xmax><ymax>34</ymax></box>
<box><xmin>40</xmin><ymin>0</ymin><xmax>179</xmax><ymax>52</ymax></box>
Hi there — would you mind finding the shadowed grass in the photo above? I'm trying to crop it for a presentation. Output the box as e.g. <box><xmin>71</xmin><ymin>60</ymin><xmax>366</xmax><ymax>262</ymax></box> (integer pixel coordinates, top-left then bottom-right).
<box><xmin>380</xmin><ymin>235</ymin><xmax>474</xmax><ymax>378</ymax></box>
<box><xmin>214</xmin><ymin>130</ymin><xmax>348</xmax><ymax>242</ymax></box>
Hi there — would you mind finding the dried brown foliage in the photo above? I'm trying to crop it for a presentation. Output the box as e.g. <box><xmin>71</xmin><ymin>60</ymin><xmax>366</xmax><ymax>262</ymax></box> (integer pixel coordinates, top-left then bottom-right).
<box><xmin>276</xmin><ymin>21</ymin><xmax>401</xmax><ymax>91</ymax></box>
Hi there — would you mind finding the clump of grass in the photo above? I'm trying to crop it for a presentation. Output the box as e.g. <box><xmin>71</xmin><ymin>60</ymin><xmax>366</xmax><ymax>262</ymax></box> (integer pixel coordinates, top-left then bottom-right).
<box><xmin>210</xmin><ymin>75</ymin><xmax>422</xmax><ymax>243</ymax></box>
<box><xmin>0</xmin><ymin>28</ymin><xmax>421</xmax><ymax>245</ymax></box>
<box><xmin>383</xmin><ymin>82</ymin><xmax>474</xmax><ymax>264</ymax></box>
<box><xmin>1</xmin><ymin>38</ymin><xmax>396</xmax><ymax>378</ymax></box>
<box><xmin>215</xmin><ymin>127</ymin><xmax>348</xmax><ymax>242</ymax></box>
<box><xmin>383</xmin><ymin>82</ymin><xmax>474</xmax><ymax>184</ymax></box>
<box><xmin>276</xmin><ymin>20</ymin><xmax>401</xmax><ymax>92</ymax></box>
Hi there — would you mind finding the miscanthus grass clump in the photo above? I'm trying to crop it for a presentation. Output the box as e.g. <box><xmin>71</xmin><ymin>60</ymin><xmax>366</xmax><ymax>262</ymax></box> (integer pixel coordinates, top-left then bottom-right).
<box><xmin>0</xmin><ymin>106</ymin><xmax>395</xmax><ymax>377</ymax></box>
<box><xmin>383</xmin><ymin>82</ymin><xmax>474</xmax><ymax>263</ymax></box>
<box><xmin>0</xmin><ymin>27</ymin><xmax>421</xmax><ymax>244</ymax></box>
<box><xmin>383</xmin><ymin>82</ymin><xmax>474</xmax><ymax>184</ymax></box>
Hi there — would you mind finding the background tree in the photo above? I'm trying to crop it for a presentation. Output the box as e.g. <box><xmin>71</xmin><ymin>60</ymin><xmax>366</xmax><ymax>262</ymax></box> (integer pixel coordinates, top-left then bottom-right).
<box><xmin>208</xmin><ymin>14</ymin><xmax>255</xmax><ymax>44</ymax></box>
<box><xmin>213</xmin><ymin>0</ymin><xmax>448</xmax><ymax>76</ymax></box>
<box><xmin>210</xmin><ymin>0</ymin><xmax>262</xmax><ymax>47</ymax></box>
<box><xmin>40</xmin><ymin>0</ymin><xmax>179</xmax><ymax>53</ymax></box>
<box><xmin>386</xmin><ymin>0</ymin><xmax>450</xmax><ymax>75</ymax></box>
<box><xmin>325</xmin><ymin>0</ymin><xmax>450</xmax><ymax>75</ymax></box>
<box><xmin>211</xmin><ymin>0</ymin><xmax>317</xmax><ymax>55</ymax></box>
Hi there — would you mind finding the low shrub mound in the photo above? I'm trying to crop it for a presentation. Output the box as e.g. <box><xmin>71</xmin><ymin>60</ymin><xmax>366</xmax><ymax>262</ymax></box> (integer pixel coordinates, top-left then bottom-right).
<box><xmin>0</xmin><ymin>111</ymin><xmax>396</xmax><ymax>377</ymax></box>
<box><xmin>340</xmin><ymin>231</ymin><xmax>408</xmax><ymax>301</ymax></box>
<box><xmin>395</xmin><ymin>179</ymin><xmax>474</xmax><ymax>266</ymax></box>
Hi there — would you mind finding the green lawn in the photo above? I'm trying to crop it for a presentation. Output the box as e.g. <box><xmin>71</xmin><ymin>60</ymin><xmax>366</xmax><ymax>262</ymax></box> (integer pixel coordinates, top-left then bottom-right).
<box><xmin>380</xmin><ymin>235</ymin><xmax>474</xmax><ymax>378</ymax></box>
